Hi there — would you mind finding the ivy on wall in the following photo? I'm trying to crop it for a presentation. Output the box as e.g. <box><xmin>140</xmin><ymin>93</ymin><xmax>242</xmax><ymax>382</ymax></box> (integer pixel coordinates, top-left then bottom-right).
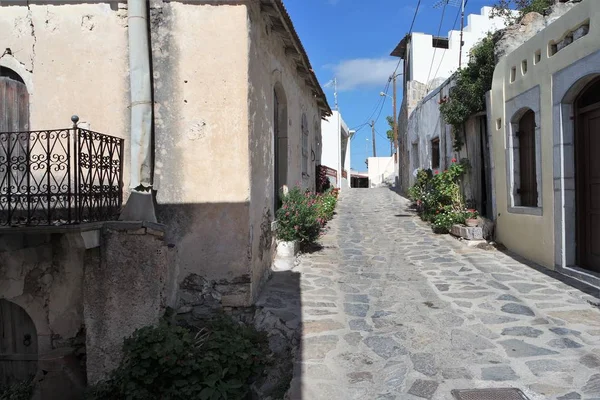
<box><xmin>439</xmin><ymin>34</ymin><xmax>496</xmax><ymax>151</ymax></box>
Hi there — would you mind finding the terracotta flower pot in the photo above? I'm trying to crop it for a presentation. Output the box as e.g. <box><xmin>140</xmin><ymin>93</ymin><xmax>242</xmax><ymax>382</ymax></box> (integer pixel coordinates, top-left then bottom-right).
<box><xmin>465</xmin><ymin>218</ymin><xmax>478</xmax><ymax>227</ymax></box>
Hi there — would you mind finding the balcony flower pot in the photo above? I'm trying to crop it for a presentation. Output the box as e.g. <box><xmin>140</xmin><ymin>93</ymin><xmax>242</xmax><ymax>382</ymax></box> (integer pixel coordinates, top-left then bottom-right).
<box><xmin>273</xmin><ymin>240</ymin><xmax>299</xmax><ymax>271</ymax></box>
<box><xmin>465</xmin><ymin>218</ymin><xmax>478</xmax><ymax>227</ymax></box>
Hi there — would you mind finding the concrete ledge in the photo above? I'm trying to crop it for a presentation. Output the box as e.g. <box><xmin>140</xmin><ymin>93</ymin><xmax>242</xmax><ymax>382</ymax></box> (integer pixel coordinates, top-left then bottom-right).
<box><xmin>450</xmin><ymin>224</ymin><xmax>484</xmax><ymax>240</ymax></box>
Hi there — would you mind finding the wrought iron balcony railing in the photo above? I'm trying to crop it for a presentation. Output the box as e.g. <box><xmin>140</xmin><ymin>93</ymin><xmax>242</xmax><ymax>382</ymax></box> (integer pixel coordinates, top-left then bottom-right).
<box><xmin>0</xmin><ymin>125</ymin><xmax>124</xmax><ymax>227</ymax></box>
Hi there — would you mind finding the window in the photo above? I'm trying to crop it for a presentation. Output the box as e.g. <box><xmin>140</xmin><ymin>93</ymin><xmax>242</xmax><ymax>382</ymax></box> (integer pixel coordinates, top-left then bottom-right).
<box><xmin>514</xmin><ymin>110</ymin><xmax>538</xmax><ymax>207</ymax></box>
<box><xmin>534</xmin><ymin>50</ymin><xmax>542</xmax><ymax>65</ymax></box>
<box><xmin>301</xmin><ymin>113</ymin><xmax>309</xmax><ymax>176</ymax></box>
<box><xmin>521</xmin><ymin>60</ymin><xmax>528</xmax><ymax>75</ymax></box>
<box><xmin>431</xmin><ymin>138</ymin><xmax>440</xmax><ymax>169</ymax></box>
<box><xmin>510</xmin><ymin>67</ymin><xmax>517</xmax><ymax>83</ymax></box>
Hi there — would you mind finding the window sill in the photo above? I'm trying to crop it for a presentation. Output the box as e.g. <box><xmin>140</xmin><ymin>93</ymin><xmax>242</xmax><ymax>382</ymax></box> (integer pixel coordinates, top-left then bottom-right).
<box><xmin>507</xmin><ymin>206</ymin><xmax>543</xmax><ymax>216</ymax></box>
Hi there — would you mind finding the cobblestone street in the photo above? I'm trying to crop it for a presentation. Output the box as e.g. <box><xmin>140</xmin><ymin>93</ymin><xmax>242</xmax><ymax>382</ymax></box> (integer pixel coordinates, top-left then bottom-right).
<box><xmin>258</xmin><ymin>188</ymin><xmax>600</xmax><ymax>400</ymax></box>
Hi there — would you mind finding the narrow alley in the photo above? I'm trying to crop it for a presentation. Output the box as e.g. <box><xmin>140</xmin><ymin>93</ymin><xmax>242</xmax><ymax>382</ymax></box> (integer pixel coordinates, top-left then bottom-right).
<box><xmin>258</xmin><ymin>188</ymin><xmax>600</xmax><ymax>400</ymax></box>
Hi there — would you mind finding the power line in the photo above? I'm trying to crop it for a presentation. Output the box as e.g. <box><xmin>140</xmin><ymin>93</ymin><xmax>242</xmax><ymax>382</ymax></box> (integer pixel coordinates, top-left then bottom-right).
<box><xmin>425</xmin><ymin>0</ymin><xmax>448</xmax><ymax>89</ymax></box>
<box><xmin>428</xmin><ymin>5</ymin><xmax>462</xmax><ymax>91</ymax></box>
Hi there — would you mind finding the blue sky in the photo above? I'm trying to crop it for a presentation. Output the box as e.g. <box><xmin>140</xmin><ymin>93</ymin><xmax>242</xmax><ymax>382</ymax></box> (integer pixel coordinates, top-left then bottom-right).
<box><xmin>284</xmin><ymin>0</ymin><xmax>495</xmax><ymax>171</ymax></box>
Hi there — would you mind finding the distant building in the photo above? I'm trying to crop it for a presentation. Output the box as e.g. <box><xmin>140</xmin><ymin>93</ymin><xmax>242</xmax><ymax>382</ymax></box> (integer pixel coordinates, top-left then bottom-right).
<box><xmin>321</xmin><ymin>110</ymin><xmax>352</xmax><ymax>189</ymax></box>
<box><xmin>368</xmin><ymin>157</ymin><xmax>395</xmax><ymax>188</ymax></box>
<box><xmin>392</xmin><ymin>7</ymin><xmax>510</xmax><ymax>194</ymax></box>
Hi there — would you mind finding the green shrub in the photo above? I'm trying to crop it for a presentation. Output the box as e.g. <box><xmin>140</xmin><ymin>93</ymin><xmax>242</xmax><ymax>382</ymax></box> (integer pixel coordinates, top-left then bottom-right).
<box><xmin>0</xmin><ymin>380</ymin><xmax>34</xmax><ymax>400</ymax></box>
<box><xmin>315</xmin><ymin>189</ymin><xmax>338</xmax><ymax>223</ymax></box>
<box><xmin>87</xmin><ymin>316</ymin><xmax>269</xmax><ymax>400</ymax></box>
<box><xmin>408</xmin><ymin>159</ymin><xmax>470</xmax><ymax>232</ymax></box>
<box><xmin>276</xmin><ymin>187</ymin><xmax>322</xmax><ymax>244</ymax></box>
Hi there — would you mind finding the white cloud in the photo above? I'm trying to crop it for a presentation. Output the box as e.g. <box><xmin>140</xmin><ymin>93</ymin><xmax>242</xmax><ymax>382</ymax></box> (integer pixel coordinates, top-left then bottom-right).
<box><xmin>325</xmin><ymin>57</ymin><xmax>401</xmax><ymax>91</ymax></box>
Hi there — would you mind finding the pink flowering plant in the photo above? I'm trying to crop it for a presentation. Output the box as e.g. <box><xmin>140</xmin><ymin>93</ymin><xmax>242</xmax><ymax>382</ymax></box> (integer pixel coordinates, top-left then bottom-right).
<box><xmin>276</xmin><ymin>186</ymin><xmax>323</xmax><ymax>244</ymax></box>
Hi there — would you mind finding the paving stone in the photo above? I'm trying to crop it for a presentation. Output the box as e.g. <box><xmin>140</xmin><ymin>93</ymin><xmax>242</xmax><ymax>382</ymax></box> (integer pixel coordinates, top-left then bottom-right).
<box><xmin>451</xmin><ymin>329</ymin><xmax>495</xmax><ymax>351</ymax></box>
<box><xmin>481</xmin><ymin>365</ymin><xmax>518</xmax><ymax>381</ymax></box>
<box><xmin>581</xmin><ymin>354</ymin><xmax>600</xmax><ymax>369</ymax></box>
<box><xmin>455</xmin><ymin>301</ymin><xmax>473</xmax><ymax>308</ymax></box>
<box><xmin>491</xmin><ymin>273</ymin><xmax>520</xmax><ymax>282</ymax></box>
<box><xmin>441</xmin><ymin>368</ymin><xmax>472</xmax><ymax>379</ymax></box>
<box><xmin>349</xmin><ymin>319</ymin><xmax>373</xmax><ymax>332</ymax></box>
<box><xmin>364</xmin><ymin>336</ymin><xmax>407</xmax><ymax>359</ymax></box>
<box><xmin>347</xmin><ymin>371</ymin><xmax>374</xmax><ymax>384</ymax></box>
<box><xmin>305</xmin><ymin>309</ymin><xmax>338</xmax><ymax>316</ymax></box>
<box><xmin>345</xmin><ymin>294</ymin><xmax>370</xmax><ymax>303</ymax></box>
<box><xmin>496</xmin><ymin>294</ymin><xmax>522</xmax><ymax>302</ymax></box>
<box><xmin>344</xmin><ymin>303</ymin><xmax>370</xmax><ymax>317</ymax></box>
<box><xmin>477</xmin><ymin>313</ymin><xmax>520</xmax><ymax>325</ymax></box>
<box><xmin>407</xmin><ymin>380</ymin><xmax>438</xmax><ymax>399</ymax></box>
<box><xmin>498</xmin><ymin>339</ymin><xmax>559</xmax><ymax>357</ymax></box>
<box><xmin>303</xmin><ymin>319</ymin><xmax>345</xmax><ymax>334</ymax></box>
<box><xmin>410</xmin><ymin>353</ymin><xmax>437</xmax><ymax>376</ymax></box>
<box><xmin>435</xmin><ymin>284</ymin><xmax>450</xmax><ymax>292</ymax></box>
<box><xmin>583</xmin><ymin>374</ymin><xmax>600</xmax><ymax>395</ymax></box>
<box><xmin>526</xmin><ymin>359</ymin><xmax>568</xmax><ymax>376</ymax></box>
<box><xmin>446</xmin><ymin>291</ymin><xmax>493</xmax><ymax>299</ymax></box>
<box><xmin>501</xmin><ymin>326</ymin><xmax>544</xmax><ymax>338</ymax></box>
<box><xmin>550</xmin><ymin>327</ymin><xmax>582</xmax><ymax>336</ymax></box>
<box><xmin>303</xmin><ymin>335</ymin><xmax>339</xmax><ymax>359</ymax></box>
<box><xmin>344</xmin><ymin>332</ymin><xmax>363</xmax><ymax>346</ymax></box>
<box><xmin>488</xmin><ymin>280</ymin><xmax>511</xmax><ymax>291</ymax></box>
<box><xmin>501</xmin><ymin>303</ymin><xmax>535</xmax><ymax>316</ymax></box>
<box><xmin>556</xmin><ymin>392</ymin><xmax>581</xmax><ymax>400</ymax></box>
<box><xmin>547</xmin><ymin>338</ymin><xmax>583</xmax><ymax>349</ymax></box>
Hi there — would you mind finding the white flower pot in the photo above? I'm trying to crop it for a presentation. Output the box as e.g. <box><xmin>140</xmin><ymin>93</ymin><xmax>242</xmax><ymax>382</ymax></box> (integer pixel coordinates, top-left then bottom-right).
<box><xmin>272</xmin><ymin>240</ymin><xmax>298</xmax><ymax>272</ymax></box>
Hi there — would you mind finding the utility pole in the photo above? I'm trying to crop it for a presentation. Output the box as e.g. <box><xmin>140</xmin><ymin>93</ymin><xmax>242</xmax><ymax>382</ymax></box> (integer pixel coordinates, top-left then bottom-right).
<box><xmin>458</xmin><ymin>0</ymin><xmax>466</xmax><ymax>68</ymax></box>
<box><xmin>370</xmin><ymin>120</ymin><xmax>377</xmax><ymax>157</ymax></box>
<box><xmin>392</xmin><ymin>74</ymin><xmax>398</xmax><ymax>153</ymax></box>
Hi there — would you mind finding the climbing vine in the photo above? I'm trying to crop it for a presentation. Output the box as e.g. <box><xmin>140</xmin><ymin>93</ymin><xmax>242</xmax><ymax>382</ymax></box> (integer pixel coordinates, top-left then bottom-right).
<box><xmin>439</xmin><ymin>34</ymin><xmax>496</xmax><ymax>151</ymax></box>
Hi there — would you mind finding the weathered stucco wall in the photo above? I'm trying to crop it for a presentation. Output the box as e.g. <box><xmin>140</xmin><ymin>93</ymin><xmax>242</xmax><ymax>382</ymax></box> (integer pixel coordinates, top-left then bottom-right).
<box><xmin>0</xmin><ymin>232</ymin><xmax>88</xmax><ymax>355</ymax></box>
<box><xmin>85</xmin><ymin>225</ymin><xmax>175</xmax><ymax>383</ymax></box>
<box><xmin>150</xmin><ymin>1</ymin><xmax>252</xmax><ymax>305</ymax></box>
<box><xmin>0</xmin><ymin>2</ymin><xmax>131</xmax><ymax>192</ymax></box>
<box><xmin>490</xmin><ymin>0</ymin><xmax>597</xmax><ymax>270</ymax></box>
<box><xmin>247</xmin><ymin>1</ymin><xmax>322</xmax><ymax>301</ymax></box>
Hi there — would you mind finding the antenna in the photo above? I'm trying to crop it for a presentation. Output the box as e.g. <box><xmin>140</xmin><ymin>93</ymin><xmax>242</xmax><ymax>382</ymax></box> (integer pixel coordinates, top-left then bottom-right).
<box><xmin>433</xmin><ymin>0</ymin><xmax>461</xmax><ymax>8</ymax></box>
<box><xmin>432</xmin><ymin>0</ymin><xmax>467</xmax><ymax>68</ymax></box>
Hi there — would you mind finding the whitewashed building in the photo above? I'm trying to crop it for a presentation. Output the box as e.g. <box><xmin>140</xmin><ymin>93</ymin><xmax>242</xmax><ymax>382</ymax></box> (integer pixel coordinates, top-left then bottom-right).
<box><xmin>393</xmin><ymin>7</ymin><xmax>510</xmax><ymax>194</ymax></box>
<box><xmin>321</xmin><ymin>110</ymin><xmax>352</xmax><ymax>189</ymax></box>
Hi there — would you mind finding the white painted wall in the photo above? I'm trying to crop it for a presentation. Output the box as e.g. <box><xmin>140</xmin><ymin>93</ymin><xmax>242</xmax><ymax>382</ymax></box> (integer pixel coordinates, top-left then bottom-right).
<box><xmin>408</xmin><ymin>7</ymin><xmax>508</xmax><ymax>88</ymax></box>
<box><xmin>321</xmin><ymin>110</ymin><xmax>351</xmax><ymax>189</ymax></box>
<box><xmin>368</xmin><ymin>157</ymin><xmax>395</xmax><ymax>188</ymax></box>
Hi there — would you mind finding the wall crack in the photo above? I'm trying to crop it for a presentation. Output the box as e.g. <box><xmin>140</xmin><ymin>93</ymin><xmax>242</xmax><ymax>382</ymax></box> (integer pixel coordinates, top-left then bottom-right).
<box><xmin>26</xmin><ymin>0</ymin><xmax>37</xmax><ymax>73</ymax></box>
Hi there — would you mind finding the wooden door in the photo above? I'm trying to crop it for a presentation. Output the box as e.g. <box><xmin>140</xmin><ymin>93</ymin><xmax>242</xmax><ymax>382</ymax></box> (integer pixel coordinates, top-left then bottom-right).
<box><xmin>577</xmin><ymin>106</ymin><xmax>600</xmax><ymax>272</ymax></box>
<box><xmin>0</xmin><ymin>300</ymin><xmax>38</xmax><ymax>385</ymax></box>
<box><xmin>518</xmin><ymin>110</ymin><xmax>538</xmax><ymax>207</ymax></box>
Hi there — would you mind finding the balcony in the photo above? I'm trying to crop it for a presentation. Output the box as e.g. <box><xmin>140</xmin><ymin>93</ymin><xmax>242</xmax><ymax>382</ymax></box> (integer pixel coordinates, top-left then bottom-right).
<box><xmin>0</xmin><ymin>126</ymin><xmax>124</xmax><ymax>227</ymax></box>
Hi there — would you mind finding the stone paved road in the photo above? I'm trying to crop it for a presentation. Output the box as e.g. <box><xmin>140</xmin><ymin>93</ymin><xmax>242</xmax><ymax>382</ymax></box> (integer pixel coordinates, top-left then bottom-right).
<box><xmin>257</xmin><ymin>188</ymin><xmax>600</xmax><ymax>400</ymax></box>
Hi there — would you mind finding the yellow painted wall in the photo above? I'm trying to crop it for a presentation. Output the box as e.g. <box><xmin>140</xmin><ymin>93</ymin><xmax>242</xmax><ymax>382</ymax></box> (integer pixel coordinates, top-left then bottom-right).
<box><xmin>490</xmin><ymin>0</ymin><xmax>600</xmax><ymax>269</ymax></box>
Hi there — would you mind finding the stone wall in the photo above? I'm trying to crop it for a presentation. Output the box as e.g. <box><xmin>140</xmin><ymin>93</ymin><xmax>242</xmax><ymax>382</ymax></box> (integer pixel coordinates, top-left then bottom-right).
<box><xmin>0</xmin><ymin>231</ymin><xmax>89</xmax><ymax>355</ymax></box>
<box><xmin>84</xmin><ymin>223</ymin><xmax>177</xmax><ymax>383</ymax></box>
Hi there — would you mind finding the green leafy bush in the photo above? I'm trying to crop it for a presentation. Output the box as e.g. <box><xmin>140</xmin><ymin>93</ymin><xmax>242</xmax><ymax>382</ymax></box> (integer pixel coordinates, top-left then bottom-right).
<box><xmin>408</xmin><ymin>159</ymin><xmax>471</xmax><ymax>233</ymax></box>
<box><xmin>87</xmin><ymin>316</ymin><xmax>269</xmax><ymax>400</ymax></box>
<box><xmin>440</xmin><ymin>35</ymin><xmax>495</xmax><ymax>151</ymax></box>
<box><xmin>0</xmin><ymin>380</ymin><xmax>34</xmax><ymax>400</ymax></box>
<box><xmin>315</xmin><ymin>189</ymin><xmax>338</xmax><ymax>223</ymax></box>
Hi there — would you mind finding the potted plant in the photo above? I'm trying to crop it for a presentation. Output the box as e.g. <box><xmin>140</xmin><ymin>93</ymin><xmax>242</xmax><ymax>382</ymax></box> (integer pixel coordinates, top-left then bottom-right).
<box><xmin>273</xmin><ymin>187</ymin><xmax>322</xmax><ymax>271</ymax></box>
<box><xmin>464</xmin><ymin>209</ymin><xmax>479</xmax><ymax>227</ymax></box>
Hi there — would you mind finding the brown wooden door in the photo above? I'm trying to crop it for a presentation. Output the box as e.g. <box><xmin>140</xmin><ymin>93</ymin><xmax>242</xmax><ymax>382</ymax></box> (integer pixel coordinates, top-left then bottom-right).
<box><xmin>518</xmin><ymin>110</ymin><xmax>538</xmax><ymax>207</ymax></box>
<box><xmin>577</xmin><ymin>106</ymin><xmax>600</xmax><ymax>272</ymax></box>
<box><xmin>0</xmin><ymin>300</ymin><xmax>38</xmax><ymax>385</ymax></box>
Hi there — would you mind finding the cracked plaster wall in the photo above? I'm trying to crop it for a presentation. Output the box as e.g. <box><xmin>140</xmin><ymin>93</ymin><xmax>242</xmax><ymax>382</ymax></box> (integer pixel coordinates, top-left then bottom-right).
<box><xmin>0</xmin><ymin>232</ymin><xmax>87</xmax><ymax>355</ymax></box>
<box><xmin>0</xmin><ymin>2</ymin><xmax>131</xmax><ymax>194</ymax></box>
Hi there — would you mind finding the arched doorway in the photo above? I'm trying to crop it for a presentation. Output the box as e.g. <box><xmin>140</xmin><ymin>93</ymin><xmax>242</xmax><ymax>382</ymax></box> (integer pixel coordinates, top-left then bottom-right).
<box><xmin>0</xmin><ymin>66</ymin><xmax>29</xmax><ymax>132</ymax></box>
<box><xmin>0</xmin><ymin>299</ymin><xmax>38</xmax><ymax>385</ymax></box>
<box><xmin>575</xmin><ymin>77</ymin><xmax>600</xmax><ymax>273</ymax></box>
<box><xmin>273</xmin><ymin>83</ymin><xmax>288</xmax><ymax>211</ymax></box>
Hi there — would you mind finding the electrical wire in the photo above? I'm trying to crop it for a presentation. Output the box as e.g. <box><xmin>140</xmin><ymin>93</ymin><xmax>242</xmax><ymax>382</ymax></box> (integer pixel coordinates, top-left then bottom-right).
<box><xmin>425</xmin><ymin>0</ymin><xmax>448</xmax><ymax>89</ymax></box>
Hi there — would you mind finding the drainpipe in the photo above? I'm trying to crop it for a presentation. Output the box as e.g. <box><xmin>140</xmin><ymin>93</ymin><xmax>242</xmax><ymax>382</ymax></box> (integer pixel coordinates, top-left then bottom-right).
<box><xmin>120</xmin><ymin>0</ymin><xmax>157</xmax><ymax>222</ymax></box>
